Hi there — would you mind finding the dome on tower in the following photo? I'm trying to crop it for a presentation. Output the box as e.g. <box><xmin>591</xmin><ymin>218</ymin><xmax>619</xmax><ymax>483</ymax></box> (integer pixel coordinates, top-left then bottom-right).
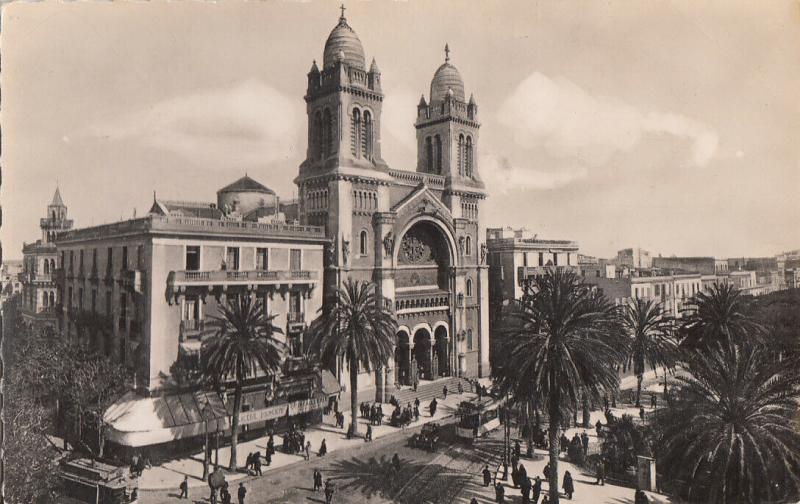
<box><xmin>323</xmin><ymin>12</ymin><xmax>366</xmax><ymax>70</ymax></box>
<box><xmin>429</xmin><ymin>44</ymin><xmax>465</xmax><ymax>103</ymax></box>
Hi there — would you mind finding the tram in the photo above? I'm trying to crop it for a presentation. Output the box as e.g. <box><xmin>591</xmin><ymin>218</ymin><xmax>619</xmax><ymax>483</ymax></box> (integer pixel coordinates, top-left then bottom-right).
<box><xmin>455</xmin><ymin>396</ymin><xmax>505</xmax><ymax>441</ymax></box>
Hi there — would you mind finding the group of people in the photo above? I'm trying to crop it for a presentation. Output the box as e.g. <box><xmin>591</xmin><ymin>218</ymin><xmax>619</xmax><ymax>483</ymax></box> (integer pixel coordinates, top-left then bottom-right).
<box><xmin>390</xmin><ymin>402</ymin><xmax>415</xmax><ymax>428</ymax></box>
<box><xmin>244</xmin><ymin>451</ymin><xmax>268</xmax><ymax>475</ymax></box>
<box><xmin>359</xmin><ymin>401</ymin><xmax>384</xmax><ymax>425</ymax></box>
<box><xmin>312</xmin><ymin>469</ymin><xmax>336</xmax><ymax>504</ymax></box>
<box><xmin>282</xmin><ymin>423</ymin><xmax>306</xmax><ymax>455</ymax></box>
<box><xmin>558</xmin><ymin>431</ymin><xmax>590</xmax><ymax>456</ymax></box>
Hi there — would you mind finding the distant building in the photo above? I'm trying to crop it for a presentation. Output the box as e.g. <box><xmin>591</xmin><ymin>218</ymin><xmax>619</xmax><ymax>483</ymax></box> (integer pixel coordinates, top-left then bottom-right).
<box><xmin>614</xmin><ymin>247</ymin><xmax>652</xmax><ymax>269</ymax></box>
<box><xmin>584</xmin><ymin>269</ymin><xmax>704</xmax><ymax>317</ymax></box>
<box><xmin>486</xmin><ymin>227</ymin><xmax>579</xmax><ymax>342</ymax></box>
<box><xmin>727</xmin><ymin>256</ymin><xmax>777</xmax><ymax>272</ymax></box>
<box><xmin>1</xmin><ymin>260</ymin><xmax>24</xmax><ymax>305</ymax></box>
<box><xmin>21</xmin><ymin>188</ymin><xmax>73</xmax><ymax>331</ymax></box>
<box><xmin>652</xmin><ymin>256</ymin><xmax>716</xmax><ymax>275</ymax></box>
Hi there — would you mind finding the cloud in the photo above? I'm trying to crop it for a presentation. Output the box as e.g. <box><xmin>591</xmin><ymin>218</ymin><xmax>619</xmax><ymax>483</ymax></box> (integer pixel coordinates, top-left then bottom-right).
<box><xmin>481</xmin><ymin>153</ymin><xmax>588</xmax><ymax>194</ymax></box>
<box><xmin>82</xmin><ymin>80</ymin><xmax>300</xmax><ymax>168</ymax></box>
<box><xmin>498</xmin><ymin>72</ymin><xmax>718</xmax><ymax>167</ymax></box>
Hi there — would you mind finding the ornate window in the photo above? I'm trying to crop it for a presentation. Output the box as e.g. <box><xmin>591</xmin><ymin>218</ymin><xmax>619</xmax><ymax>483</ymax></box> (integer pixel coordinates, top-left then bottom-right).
<box><xmin>43</xmin><ymin>291</ymin><xmax>49</xmax><ymax>307</ymax></box>
<box><xmin>323</xmin><ymin>109</ymin><xmax>335</xmax><ymax>158</ymax></box>
<box><xmin>313</xmin><ymin>111</ymin><xmax>323</xmax><ymax>160</ymax></box>
<box><xmin>434</xmin><ymin>135</ymin><xmax>442</xmax><ymax>174</ymax></box>
<box><xmin>465</xmin><ymin>236</ymin><xmax>472</xmax><ymax>256</ymax></box>
<box><xmin>351</xmin><ymin>109</ymin><xmax>362</xmax><ymax>157</ymax></box>
<box><xmin>467</xmin><ymin>329</ymin><xmax>473</xmax><ymax>351</ymax></box>
<box><xmin>458</xmin><ymin>134</ymin><xmax>465</xmax><ymax>175</ymax></box>
<box><xmin>466</xmin><ymin>278</ymin><xmax>473</xmax><ymax>297</ymax></box>
<box><xmin>425</xmin><ymin>136</ymin><xmax>433</xmax><ymax>172</ymax></box>
<box><xmin>465</xmin><ymin>136</ymin><xmax>474</xmax><ymax>177</ymax></box>
<box><xmin>44</xmin><ymin>260</ymin><xmax>50</xmax><ymax>274</ymax></box>
<box><xmin>362</xmin><ymin>111</ymin><xmax>372</xmax><ymax>159</ymax></box>
<box><xmin>359</xmin><ymin>230</ymin><xmax>368</xmax><ymax>256</ymax></box>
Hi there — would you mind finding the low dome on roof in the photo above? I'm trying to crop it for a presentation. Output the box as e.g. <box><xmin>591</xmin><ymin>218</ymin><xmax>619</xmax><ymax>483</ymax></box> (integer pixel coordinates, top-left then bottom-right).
<box><xmin>430</xmin><ymin>45</ymin><xmax>465</xmax><ymax>103</ymax></box>
<box><xmin>217</xmin><ymin>175</ymin><xmax>275</xmax><ymax>195</ymax></box>
<box><xmin>323</xmin><ymin>15</ymin><xmax>366</xmax><ymax>70</ymax></box>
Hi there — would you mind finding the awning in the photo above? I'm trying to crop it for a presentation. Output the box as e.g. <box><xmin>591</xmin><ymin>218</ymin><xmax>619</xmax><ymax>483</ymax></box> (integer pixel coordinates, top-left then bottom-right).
<box><xmin>321</xmin><ymin>370</ymin><xmax>341</xmax><ymax>396</ymax></box>
<box><xmin>103</xmin><ymin>390</ymin><xmax>229</xmax><ymax>447</ymax></box>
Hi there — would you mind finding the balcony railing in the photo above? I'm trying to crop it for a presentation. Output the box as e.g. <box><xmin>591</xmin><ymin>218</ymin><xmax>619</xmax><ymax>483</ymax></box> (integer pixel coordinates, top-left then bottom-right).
<box><xmin>395</xmin><ymin>293</ymin><xmax>450</xmax><ymax>312</ymax></box>
<box><xmin>180</xmin><ymin>319</ymin><xmax>205</xmax><ymax>341</ymax></box>
<box><xmin>172</xmin><ymin>269</ymin><xmax>318</xmax><ymax>285</ymax></box>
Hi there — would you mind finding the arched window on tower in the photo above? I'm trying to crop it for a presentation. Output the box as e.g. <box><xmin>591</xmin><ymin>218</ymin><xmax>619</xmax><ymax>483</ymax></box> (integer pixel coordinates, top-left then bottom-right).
<box><xmin>44</xmin><ymin>260</ymin><xmax>50</xmax><ymax>274</ymax></box>
<box><xmin>49</xmin><ymin>291</ymin><xmax>55</xmax><ymax>307</ymax></box>
<box><xmin>313</xmin><ymin>111</ymin><xmax>323</xmax><ymax>160</ymax></box>
<box><xmin>351</xmin><ymin>109</ymin><xmax>362</xmax><ymax>158</ymax></box>
<box><xmin>434</xmin><ymin>135</ymin><xmax>442</xmax><ymax>174</ymax></box>
<box><xmin>362</xmin><ymin>111</ymin><xmax>372</xmax><ymax>159</ymax></box>
<box><xmin>50</xmin><ymin>259</ymin><xmax>55</xmax><ymax>272</ymax></box>
<box><xmin>425</xmin><ymin>137</ymin><xmax>433</xmax><ymax>173</ymax></box>
<box><xmin>465</xmin><ymin>236</ymin><xmax>472</xmax><ymax>256</ymax></box>
<box><xmin>323</xmin><ymin>109</ymin><xmax>335</xmax><ymax>157</ymax></box>
<box><xmin>458</xmin><ymin>134</ymin><xmax>465</xmax><ymax>175</ymax></box>
<box><xmin>359</xmin><ymin>230</ymin><xmax>368</xmax><ymax>256</ymax></box>
<box><xmin>465</xmin><ymin>136</ymin><xmax>474</xmax><ymax>177</ymax></box>
<box><xmin>43</xmin><ymin>291</ymin><xmax>49</xmax><ymax>308</ymax></box>
<box><xmin>466</xmin><ymin>278</ymin><xmax>473</xmax><ymax>297</ymax></box>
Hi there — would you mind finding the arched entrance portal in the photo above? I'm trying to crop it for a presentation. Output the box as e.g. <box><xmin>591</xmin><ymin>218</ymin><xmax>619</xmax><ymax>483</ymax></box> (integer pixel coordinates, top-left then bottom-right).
<box><xmin>395</xmin><ymin>330</ymin><xmax>412</xmax><ymax>386</ymax></box>
<box><xmin>433</xmin><ymin>325</ymin><xmax>449</xmax><ymax>378</ymax></box>
<box><xmin>413</xmin><ymin>328</ymin><xmax>433</xmax><ymax>381</ymax></box>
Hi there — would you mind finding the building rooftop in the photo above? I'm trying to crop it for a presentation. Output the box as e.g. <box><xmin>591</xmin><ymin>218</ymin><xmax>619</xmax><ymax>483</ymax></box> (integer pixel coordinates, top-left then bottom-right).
<box><xmin>216</xmin><ymin>175</ymin><xmax>275</xmax><ymax>195</ymax></box>
<box><xmin>56</xmin><ymin>214</ymin><xmax>326</xmax><ymax>243</ymax></box>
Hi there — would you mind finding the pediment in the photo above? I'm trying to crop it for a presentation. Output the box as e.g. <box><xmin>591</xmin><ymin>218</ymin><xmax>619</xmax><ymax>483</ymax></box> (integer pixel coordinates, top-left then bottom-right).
<box><xmin>391</xmin><ymin>183</ymin><xmax>452</xmax><ymax>220</ymax></box>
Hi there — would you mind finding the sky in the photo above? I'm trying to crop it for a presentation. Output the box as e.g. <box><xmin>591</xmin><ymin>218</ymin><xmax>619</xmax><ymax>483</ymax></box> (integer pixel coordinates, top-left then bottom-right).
<box><xmin>2</xmin><ymin>0</ymin><xmax>798</xmax><ymax>260</ymax></box>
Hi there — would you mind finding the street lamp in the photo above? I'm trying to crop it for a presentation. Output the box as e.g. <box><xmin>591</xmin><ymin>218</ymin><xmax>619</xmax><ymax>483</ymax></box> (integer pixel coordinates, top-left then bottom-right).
<box><xmin>201</xmin><ymin>403</ymin><xmax>213</xmax><ymax>482</ymax></box>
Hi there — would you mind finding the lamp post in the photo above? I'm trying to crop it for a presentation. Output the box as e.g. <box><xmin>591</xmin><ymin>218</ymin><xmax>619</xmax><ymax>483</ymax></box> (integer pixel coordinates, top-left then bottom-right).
<box><xmin>201</xmin><ymin>403</ymin><xmax>213</xmax><ymax>482</ymax></box>
<box><xmin>502</xmin><ymin>393</ymin><xmax>510</xmax><ymax>480</ymax></box>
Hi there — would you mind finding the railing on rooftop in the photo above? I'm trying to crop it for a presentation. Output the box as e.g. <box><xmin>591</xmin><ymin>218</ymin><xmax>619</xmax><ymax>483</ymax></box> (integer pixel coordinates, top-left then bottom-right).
<box><xmin>57</xmin><ymin>215</ymin><xmax>325</xmax><ymax>242</ymax></box>
<box><xmin>172</xmin><ymin>269</ymin><xmax>318</xmax><ymax>285</ymax></box>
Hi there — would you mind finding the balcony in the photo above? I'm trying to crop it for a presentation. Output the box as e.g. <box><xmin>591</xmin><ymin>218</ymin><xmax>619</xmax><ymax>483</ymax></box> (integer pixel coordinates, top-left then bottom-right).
<box><xmin>395</xmin><ymin>290</ymin><xmax>450</xmax><ymax>314</ymax></box>
<box><xmin>171</xmin><ymin>269</ymin><xmax>317</xmax><ymax>287</ymax></box>
<box><xmin>180</xmin><ymin>319</ymin><xmax>205</xmax><ymax>341</ymax></box>
<box><xmin>517</xmin><ymin>265</ymin><xmax>575</xmax><ymax>285</ymax></box>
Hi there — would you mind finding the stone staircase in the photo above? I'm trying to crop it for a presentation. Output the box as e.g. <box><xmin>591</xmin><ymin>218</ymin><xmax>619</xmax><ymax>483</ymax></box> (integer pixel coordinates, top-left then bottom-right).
<box><xmin>389</xmin><ymin>376</ymin><xmax>474</xmax><ymax>407</ymax></box>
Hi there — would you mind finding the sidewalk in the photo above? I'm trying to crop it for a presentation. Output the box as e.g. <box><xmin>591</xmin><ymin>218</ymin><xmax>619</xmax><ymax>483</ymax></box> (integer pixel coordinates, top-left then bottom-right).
<box><xmin>138</xmin><ymin>382</ymin><xmax>475</xmax><ymax>491</ymax></box>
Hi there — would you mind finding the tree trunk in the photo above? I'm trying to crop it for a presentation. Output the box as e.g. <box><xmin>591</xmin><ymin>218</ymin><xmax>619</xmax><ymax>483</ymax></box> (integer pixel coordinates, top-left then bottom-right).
<box><xmin>635</xmin><ymin>374</ymin><xmax>643</xmax><ymax>408</ymax></box>
<box><xmin>229</xmin><ymin>380</ymin><xmax>243</xmax><ymax>471</ymax></box>
<box><xmin>548</xmin><ymin>401</ymin><xmax>560</xmax><ymax>504</ymax></box>
<box><xmin>350</xmin><ymin>358</ymin><xmax>359</xmax><ymax>436</ymax></box>
<box><xmin>582</xmin><ymin>394</ymin><xmax>591</xmax><ymax>428</ymax></box>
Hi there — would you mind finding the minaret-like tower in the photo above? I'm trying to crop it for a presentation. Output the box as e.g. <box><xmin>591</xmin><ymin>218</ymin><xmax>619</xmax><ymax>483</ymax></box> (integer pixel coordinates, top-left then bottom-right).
<box><xmin>41</xmin><ymin>187</ymin><xmax>73</xmax><ymax>244</ymax></box>
<box><xmin>415</xmin><ymin>44</ymin><xmax>482</xmax><ymax>185</ymax></box>
<box><xmin>299</xmin><ymin>7</ymin><xmax>387</xmax><ymax>178</ymax></box>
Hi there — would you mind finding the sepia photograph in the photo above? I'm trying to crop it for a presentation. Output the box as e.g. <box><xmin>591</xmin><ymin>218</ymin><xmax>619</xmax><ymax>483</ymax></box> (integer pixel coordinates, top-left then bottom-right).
<box><xmin>1</xmin><ymin>1</ymin><xmax>798</xmax><ymax>503</ymax></box>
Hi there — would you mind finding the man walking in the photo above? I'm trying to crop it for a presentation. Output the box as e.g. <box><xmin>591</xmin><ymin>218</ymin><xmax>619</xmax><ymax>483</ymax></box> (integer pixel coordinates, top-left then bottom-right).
<box><xmin>313</xmin><ymin>469</ymin><xmax>323</xmax><ymax>491</ymax></box>
<box><xmin>483</xmin><ymin>464</ymin><xmax>492</xmax><ymax>486</ymax></box>
<box><xmin>581</xmin><ymin>431</ymin><xmax>589</xmax><ymax>455</ymax></box>
<box><xmin>443</xmin><ymin>385</ymin><xmax>448</xmax><ymax>399</ymax></box>
<box><xmin>366</xmin><ymin>424</ymin><xmax>373</xmax><ymax>442</ymax></box>
<box><xmin>178</xmin><ymin>476</ymin><xmax>188</xmax><ymax>499</ymax></box>
<box><xmin>596</xmin><ymin>458</ymin><xmax>606</xmax><ymax>486</ymax></box>
<box><xmin>430</xmin><ymin>398</ymin><xmax>438</xmax><ymax>417</ymax></box>
<box><xmin>324</xmin><ymin>480</ymin><xmax>335</xmax><ymax>504</ymax></box>
<box><xmin>237</xmin><ymin>482</ymin><xmax>246</xmax><ymax>504</ymax></box>
<box><xmin>532</xmin><ymin>476</ymin><xmax>542</xmax><ymax>504</ymax></box>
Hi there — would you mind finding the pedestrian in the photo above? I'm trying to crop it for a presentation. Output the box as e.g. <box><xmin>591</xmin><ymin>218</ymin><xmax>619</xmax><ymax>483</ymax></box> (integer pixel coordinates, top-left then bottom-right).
<box><xmin>265</xmin><ymin>449</ymin><xmax>272</xmax><ymax>467</ymax></box>
<box><xmin>635</xmin><ymin>488</ymin><xmax>650</xmax><ymax>504</ymax></box>
<box><xmin>543</xmin><ymin>462</ymin><xmax>550</xmax><ymax>481</ymax></box>
<box><xmin>514</xmin><ymin>440</ymin><xmax>521</xmax><ymax>459</ymax></box>
<box><xmin>511</xmin><ymin>462</ymin><xmax>519</xmax><ymax>489</ymax></box>
<box><xmin>651</xmin><ymin>393</ymin><xmax>657</xmax><ymax>409</ymax></box>
<box><xmin>596</xmin><ymin>458</ymin><xmax>606</xmax><ymax>486</ymax></box>
<box><xmin>267</xmin><ymin>433</ymin><xmax>275</xmax><ymax>456</ymax></box>
<box><xmin>521</xmin><ymin>476</ymin><xmax>531</xmax><ymax>504</ymax></box>
<box><xmin>320</xmin><ymin>438</ymin><xmax>328</xmax><ymax>455</ymax></box>
<box><xmin>178</xmin><ymin>475</ymin><xmax>188</xmax><ymax>499</ymax></box>
<box><xmin>237</xmin><ymin>482</ymin><xmax>246</xmax><ymax>504</ymax></box>
<box><xmin>392</xmin><ymin>452</ymin><xmax>401</xmax><ymax>473</ymax></box>
<box><xmin>305</xmin><ymin>441</ymin><xmax>312</xmax><ymax>460</ymax></box>
<box><xmin>563</xmin><ymin>470</ymin><xmax>574</xmax><ymax>499</ymax></box>
<box><xmin>366</xmin><ymin>424</ymin><xmax>372</xmax><ymax>442</ymax></box>
<box><xmin>414</xmin><ymin>404</ymin><xmax>420</xmax><ymax>421</ymax></box>
<box><xmin>221</xmin><ymin>483</ymin><xmax>231</xmax><ymax>504</ymax></box>
<box><xmin>209</xmin><ymin>487</ymin><xmax>218</xmax><ymax>504</ymax></box>
<box><xmin>458</xmin><ymin>381</ymin><xmax>464</xmax><ymax>394</ymax></box>
<box><xmin>483</xmin><ymin>464</ymin><xmax>492</xmax><ymax>487</ymax></box>
<box><xmin>518</xmin><ymin>463</ymin><xmax>528</xmax><ymax>486</ymax></box>
<box><xmin>313</xmin><ymin>469</ymin><xmax>323</xmax><ymax>491</ymax></box>
<box><xmin>639</xmin><ymin>407</ymin><xmax>645</xmax><ymax>423</ymax></box>
<box><xmin>495</xmin><ymin>481</ymin><xmax>505</xmax><ymax>503</ymax></box>
<box><xmin>324</xmin><ymin>480</ymin><xmax>335</xmax><ymax>504</ymax></box>
<box><xmin>443</xmin><ymin>385</ymin><xmax>448</xmax><ymax>399</ymax></box>
<box><xmin>471</xmin><ymin>498</ymin><xmax>479</xmax><ymax>504</ymax></box>
<box><xmin>581</xmin><ymin>431</ymin><xmax>589</xmax><ymax>455</ymax></box>
<box><xmin>559</xmin><ymin>433</ymin><xmax>568</xmax><ymax>453</ymax></box>
<box><xmin>595</xmin><ymin>419</ymin><xmax>603</xmax><ymax>438</ymax></box>
<box><xmin>532</xmin><ymin>476</ymin><xmax>542</xmax><ymax>504</ymax></box>
<box><xmin>254</xmin><ymin>455</ymin><xmax>262</xmax><ymax>476</ymax></box>
<box><xmin>414</xmin><ymin>397</ymin><xmax>420</xmax><ymax>409</ymax></box>
<box><xmin>430</xmin><ymin>398</ymin><xmax>438</xmax><ymax>417</ymax></box>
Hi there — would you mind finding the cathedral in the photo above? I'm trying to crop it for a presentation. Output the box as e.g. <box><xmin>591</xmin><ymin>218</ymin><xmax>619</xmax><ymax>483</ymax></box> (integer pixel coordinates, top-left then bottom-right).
<box><xmin>295</xmin><ymin>10</ymin><xmax>490</xmax><ymax>395</ymax></box>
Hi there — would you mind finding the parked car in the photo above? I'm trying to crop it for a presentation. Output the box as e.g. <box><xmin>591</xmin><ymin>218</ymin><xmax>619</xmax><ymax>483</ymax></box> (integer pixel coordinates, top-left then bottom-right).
<box><xmin>410</xmin><ymin>423</ymin><xmax>441</xmax><ymax>452</ymax></box>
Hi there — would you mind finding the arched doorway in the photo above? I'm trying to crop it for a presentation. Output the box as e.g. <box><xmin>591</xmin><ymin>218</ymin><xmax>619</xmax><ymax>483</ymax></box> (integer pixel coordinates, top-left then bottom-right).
<box><xmin>395</xmin><ymin>330</ymin><xmax>411</xmax><ymax>386</ymax></box>
<box><xmin>413</xmin><ymin>328</ymin><xmax>433</xmax><ymax>381</ymax></box>
<box><xmin>434</xmin><ymin>325</ymin><xmax>449</xmax><ymax>378</ymax></box>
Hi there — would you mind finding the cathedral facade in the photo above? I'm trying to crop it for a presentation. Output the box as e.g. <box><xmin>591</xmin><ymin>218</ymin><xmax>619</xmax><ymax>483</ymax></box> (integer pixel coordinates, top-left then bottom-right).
<box><xmin>295</xmin><ymin>11</ymin><xmax>490</xmax><ymax>395</ymax></box>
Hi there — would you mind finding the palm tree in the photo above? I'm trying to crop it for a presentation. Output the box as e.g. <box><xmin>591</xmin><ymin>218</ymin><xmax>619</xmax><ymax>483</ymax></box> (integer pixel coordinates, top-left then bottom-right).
<box><xmin>201</xmin><ymin>294</ymin><xmax>284</xmax><ymax>471</ymax></box>
<box><xmin>306</xmin><ymin>278</ymin><xmax>396</xmax><ymax>436</ymax></box>
<box><xmin>495</xmin><ymin>269</ymin><xmax>628</xmax><ymax>503</ymax></box>
<box><xmin>679</xmin><ymin>283</ymin><xmax>764</xmax><ymax>352</ymax></box>
<box><xmin>621</xmin><ymin>298</ymin><xmax>678</xmax><ymax>407</ymax></box>
<box><xmin>655</xmin><ymin>341</ymin><xmax>800</xmax><ymax>503</ymax></box>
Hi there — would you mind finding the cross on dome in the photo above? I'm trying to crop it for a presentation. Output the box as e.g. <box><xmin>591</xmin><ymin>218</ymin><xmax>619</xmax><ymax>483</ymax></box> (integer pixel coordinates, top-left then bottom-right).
<box><xmin>445</xmin><ymin>43</ymin><xmax>450</xmax><ymax>63</ymax></box>
<box><xmin>340</xmin><ymin>4</ymin><xmax>346</xmax><ymax>21</ymax></box>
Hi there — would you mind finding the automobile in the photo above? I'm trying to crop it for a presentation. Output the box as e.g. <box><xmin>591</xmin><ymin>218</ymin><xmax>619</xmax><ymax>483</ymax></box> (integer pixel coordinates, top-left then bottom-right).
<box><xmin>410</xmin><ymin>423</ymin><xmax>441</xmax><ymax>452</ymax></box>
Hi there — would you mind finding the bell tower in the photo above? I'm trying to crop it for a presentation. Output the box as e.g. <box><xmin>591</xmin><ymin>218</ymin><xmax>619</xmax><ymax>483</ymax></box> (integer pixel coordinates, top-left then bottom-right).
<box><xmin>41</xmin><ymin>187</ymin><xmax>72</xmax><ymax>244</ymax></box>
<box><xmin>415</xmin><ymin>44</ymin><xmax>481</xmax><ymax>183</ymax></box>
